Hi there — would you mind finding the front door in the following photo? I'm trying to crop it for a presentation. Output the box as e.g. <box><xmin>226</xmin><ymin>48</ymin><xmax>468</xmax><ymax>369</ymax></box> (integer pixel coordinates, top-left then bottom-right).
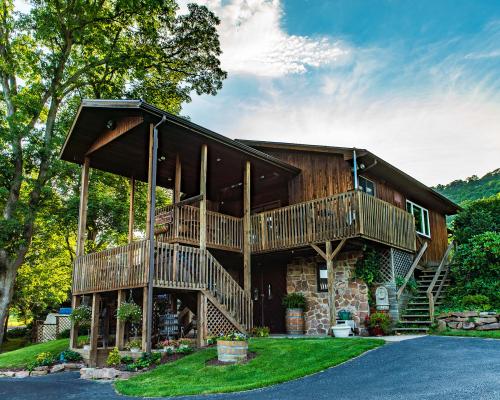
<box><xmin>252</xmin><ymin>263</ymin><xmax>286</xmax><ymax>333</ymax></box>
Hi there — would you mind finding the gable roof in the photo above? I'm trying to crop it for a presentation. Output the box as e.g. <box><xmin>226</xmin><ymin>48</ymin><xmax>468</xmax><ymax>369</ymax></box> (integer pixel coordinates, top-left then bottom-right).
<box><xmin>237</xmin><ymin>140</ymin><xmax>460</xmax><ymax>215</ymax></box>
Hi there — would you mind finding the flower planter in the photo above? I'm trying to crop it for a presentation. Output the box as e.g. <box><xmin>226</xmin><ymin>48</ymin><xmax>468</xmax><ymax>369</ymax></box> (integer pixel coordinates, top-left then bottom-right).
<box><xmin>130</xmin><ymin>347</ymin><xmax>141</xmax><ymax>353</ymax></box>
<box><xmin>285</xmin><ymin>308</ymin><xmax>305</xmax><ymax>334</ymax></box>
<box><xmin>332</xmin><ymin>325</ymin><xmax>351</xmax><ymax>338</ymax></box>
<box><xmin>82</xmin><ymin>345</ymin><xmax>90</xmax><ymax>351</ymax></box>
<box><xmin>217</xmin><ymin>340</ymin><xmax>248</xmax><ymax>363</ymax></box>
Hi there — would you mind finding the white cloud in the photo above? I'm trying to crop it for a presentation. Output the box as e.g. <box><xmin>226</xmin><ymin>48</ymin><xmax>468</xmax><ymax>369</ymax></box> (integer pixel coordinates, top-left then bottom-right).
<box><xmin>179</xmin><ymin>0</ymin><xmax>348</xmax><ymax>77</ymax></box>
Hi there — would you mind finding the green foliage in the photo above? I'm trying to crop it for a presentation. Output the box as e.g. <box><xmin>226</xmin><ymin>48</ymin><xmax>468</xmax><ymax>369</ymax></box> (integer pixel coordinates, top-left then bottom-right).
<box><xmin>369</xmin><ymin>313</ymin><xmax>392</xmax><ymax>335</ymax></box>
<box><xmin>120</xmin><ymin>355</ymin><xmax>134</xmax><ymax>365</ymax></box>
<box><xmin>70</xmin><ymin>305</ymin><xmax>92</xmax><ymax>326</ymax></box>
<box><xmin>125</xmin><ymin>352</ymin><xmax>162</xmax><ymax>371</ymax></box>
<box><xmin>6</xmin><ymin>327</ymin><xmax>28</xmax><ymax>338</ymax></box>
<box><xmin>353</xmin><ymin>247</ymin><xmax>381</xmax><ymax>287</ymax></box>
<box><xmin>56</xmin><ymin>328</ymin><xmax>71</xmax><ymax>339</ymax></box>
<box><xmin>107</xmin><ymin>347</ymin><xmax>121</xmax><ymax>367</ymax></box>
<box><xmin>434</xmin><ymin>169</ymin><xmax>500</xmax><ymax>205</ymax></box>
<box><xmin>59</xmin><ymin>349</ymin><xmax>82</xmax><ymax>362</ymax></box>
<box><xmin>282</xmin><ymin>293</ymin><xmax>307</xmax><ymax>310</ymax></box>
<box><xmin>250</xmin><ymin>327</ymin><xmax>270</xmax><ymax>337</ymax></box>
<box><xmin>452</xmin><ymin>195</ymin><xmax>500</xmax><ymax>244</ymax></box>
<box><xmin>26</xmin><ymin>351</ymin><xmax>56</xmax><ymax>371</ymax></box>
<box><xmin>218</xmin><ymin>332</ymin><xmax>248</xmax><ymax>342</ymax></box>
<box><xmin>461</xmin><ymin>295</ymin><xmax>492</xmax><ymax>311</ymax></box>
<box><xmin>116</xmin><ymin>301</ymin><xmax>142</xmax><ymax>323</ymax></box>
<box><xmin>0</xmin><ymin>338</ymin><xmax>69</xmax><ymax>369</ymax></box>
<box><xmin>125</xmin><ymin>339</ymin><xmax>142</xmax><ymax>350</ymax></box>
<box><xmin>395</xmin><ymin>276</ymin><xmax>418</xmax><ymax>295</ymax></box>
<box><xmin>447</xmin><ymin>232</ymin><xmax>500</xmax><ymax>309</ymax></box>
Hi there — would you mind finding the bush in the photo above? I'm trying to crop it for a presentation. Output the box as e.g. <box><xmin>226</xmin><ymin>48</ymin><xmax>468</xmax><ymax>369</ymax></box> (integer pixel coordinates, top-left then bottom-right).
<box><xmin>116</xmin><ymin>301</ymin><xmax>142</xmax><ymax>323</ymax></box>
<box><xmin>59</xmin><ymin>349</ymin><xmax>83</xmax><ymax>362</ymax></box>
<box><xmin>447</xmin><ymin>232</ymin><xmax>500</xmax><ymax>309</ymax></box>
<box><xmin>282</xmin><ymin>293</ymin><xmax>307</xmax><ymax>310</ymax></box>
<box><xmin>250</xmin><ymin>326</ymin><xmax>270</xmax><ymax>337</ymax></box>
<box><xmin>120</xmin><ymin>355</ymin><xmax>134</xmax><ymax>365</ymax></box>
<box><xmin>125</xmin><ymin>339</ymin><xmax>142</xmax><ymax>350</ymax></box>
<box><xmin>56</xmin><ymin>328</ymin><xmax>71</xmax><ymax>339</ymax></box>
<box><xmin>125</xmin><ymin>352</ymin><xmax>161</xmax><ymax>371</ymax></box>
<box><xmin>27</xmin><ymin>351</ymin><xmax>56</xmax><ymax>371</ymax></box>
<box><xmin>70</xmin><ymin>305</ymin><xmax>91</xmax><ymax>327</ymax></box>
<box><xmin>6</xmin><ymin>327</ymin><xmax>28</xmax><ymax>338</ymax></box>
<box><xmin>107</xmin><ymin>347</ymin><xmax>121</xmax><ymax>367</ymax></box>
<box><xmin>462</xmin><ymin>295</ymin><xmax>492</xmax><ymax>310</ymax></box>
<box><xmin>368</xmin><ymin>313</ymin><xmax>392</xmax><ymax>335</ymax></box>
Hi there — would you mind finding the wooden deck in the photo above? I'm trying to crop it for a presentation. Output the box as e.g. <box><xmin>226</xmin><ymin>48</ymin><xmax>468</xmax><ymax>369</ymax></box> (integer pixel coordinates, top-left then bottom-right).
<box><xmin>155</xmin><ymin>190</ymin><xmax>416</xmax><ymax>254</ymax></box>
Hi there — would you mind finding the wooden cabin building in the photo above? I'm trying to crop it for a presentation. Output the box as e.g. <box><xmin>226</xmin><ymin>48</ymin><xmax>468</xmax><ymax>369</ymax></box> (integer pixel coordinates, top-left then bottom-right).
<box><xmin>61</xmin><ymin>99</ymin><xmax>459</xmax><ymax>365</ymax></box>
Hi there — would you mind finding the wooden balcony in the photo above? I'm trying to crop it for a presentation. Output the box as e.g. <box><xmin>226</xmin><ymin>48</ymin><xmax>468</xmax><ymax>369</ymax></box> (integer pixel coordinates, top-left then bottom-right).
<box><xmin>155</xmin><ymin>190</ymin><xmax>416</xmax><ymax>254</ymax></box>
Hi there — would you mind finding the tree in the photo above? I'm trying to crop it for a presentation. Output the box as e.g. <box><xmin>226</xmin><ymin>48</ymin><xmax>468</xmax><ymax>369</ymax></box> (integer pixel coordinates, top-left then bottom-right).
<box><xmin>0</xmin><ymin>0</ymin><xmax>226</xmax><ymax>344</ymax></box>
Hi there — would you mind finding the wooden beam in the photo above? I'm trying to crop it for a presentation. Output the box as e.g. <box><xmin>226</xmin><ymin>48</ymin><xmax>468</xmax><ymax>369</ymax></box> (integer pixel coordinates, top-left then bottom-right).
<box><xmin>116</xmin><ymin>290</ymin><xmax>126</xmax><ymax>350</ymax></box>
<box><xmin>311</xmin><ymin>243</ymin><xmax>328</xmax><ymax>261</ymax></box>
<box><xmin>145</xmin><ymin>125</ymin><xmax>154</xmax><ymax>240</ymax></box>
<box><xmin>76</xmin><ymin>157</ymin><xmax>90</xmax><ymax>257</ymax></box>
<box><xmin>89</xmin><ymin>293</ymin><xmax>100</xmax><ymax>367</ymax></box>
<box><xmin>85</xmin><ymin>116</ymin><xmax>143</xmax><ymax>155</ymax></box>
<box><xmin>196</xmin><ymin>291</ymin><xmax>207</xmax><ymax>347</ymax></box>
<box><xmin>199</xmin><ymin>144</ymin><xmax>208</xmax><ymax>252</ymax></box>
<box><xmin>128</xmin><ymin>177</ymin><xmax>135</xmax><ymax>243</ymax></box>
<box><xmin>243</xmin><ymin>161</ymin><xmax>251</xmax><ymax>293</ymax></box>
<box><xmin>174</xmin><ymin>154</ymin><xmax>182</xmax><ymax>203</ymax></box>
<box><xmin>142</xmin><ymin>286</ymin><xmax>149</xmax><ymax>351</ymax></box>
<box><xmin>69</xmin><ymin>295</ymin><xmax>81</xmax><ymax>350</ymax></box>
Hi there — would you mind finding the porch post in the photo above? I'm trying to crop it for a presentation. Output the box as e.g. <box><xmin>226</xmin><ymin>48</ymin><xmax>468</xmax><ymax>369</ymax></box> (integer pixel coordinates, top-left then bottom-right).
<box><xmin>196</xmin><ymin>291</ymin><xmax>207</xmax><ymax>347</ymax></box>
<box><xmin>141</xmin><ymin>286</ymin><xmax>149</xmax><ymax>351</ymax></box>
<box><xmin>128</xmin><ymin>177</ymin><xmax>135</xmax><ymax>243</ymax></box>
<box><xmin>89</xmin><ymin>293</ymin><xmax>100</xmax><ymax>367</ymax></box>
<box><xmin>69</xmin><ymin>295</ymin><xmax>81</xmax><ymax>349</ymax></box>
<box><xmin>116</xmin><ymin>290</ymin><xmax>126</xmax><ymax>350</ymax></box>
<box><xmin>174</xmin><ymin>154</ymin><xmax>182</xmax><ymax>203</ymax></box>
<box><xmin>199</xmin><ymin>144</ymin><xmax>208</xmax><ymax>252</ymax></box>
<box><xmin>243</xmin><ymin>161</ymin><xmax>251</xmax><ymax>293</ymax></box>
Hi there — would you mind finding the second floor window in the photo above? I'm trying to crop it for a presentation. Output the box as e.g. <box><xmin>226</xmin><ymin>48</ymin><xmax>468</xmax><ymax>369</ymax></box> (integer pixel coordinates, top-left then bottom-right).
<box><xmin>359</xmin><ymin>176</ymin><xmax>375</xmax><ymax>196</ymax></box>
<box><xmin>406</xmin><ymin>200</ymin><xmax>431</xmax><ymax>238</ymax></box>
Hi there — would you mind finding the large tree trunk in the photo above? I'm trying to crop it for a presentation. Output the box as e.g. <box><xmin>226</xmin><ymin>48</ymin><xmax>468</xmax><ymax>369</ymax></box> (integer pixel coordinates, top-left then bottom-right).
<box><xmin>0</xmin><ymin>260</ymin><xmax>19</xmax><ymax>346</ymax></box>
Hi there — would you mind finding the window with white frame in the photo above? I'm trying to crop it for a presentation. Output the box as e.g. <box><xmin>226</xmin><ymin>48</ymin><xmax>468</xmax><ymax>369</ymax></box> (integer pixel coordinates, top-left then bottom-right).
<box><xmin>317</xmin><ymin>264</ymin><xmax>328</xmax><ymax>292</ymax></box>
<box><xmin>358</xmin><ymin>176</ymin><xmax>376</xmax><ymax>196</ymax></box>
<box><xmin>406</xmin><ymin>200</ymin><xmax>431</xmax><ymax>237</ymax></box>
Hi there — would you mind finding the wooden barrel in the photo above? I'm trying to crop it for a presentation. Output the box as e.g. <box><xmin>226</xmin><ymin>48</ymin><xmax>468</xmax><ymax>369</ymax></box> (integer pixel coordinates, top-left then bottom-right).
<box><xmin>217</xmin><ymin>340</ymin><xmax>248</xmax><ymax>363</ymax></box>
<box><xmin>286</xmin><ymin>308</ymin><xmax>304</xmax><ymax>334</ymax></box>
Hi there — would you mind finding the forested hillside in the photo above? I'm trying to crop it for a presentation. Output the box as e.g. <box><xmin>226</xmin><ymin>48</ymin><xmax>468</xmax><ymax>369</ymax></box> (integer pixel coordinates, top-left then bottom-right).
<box><xmin>434</xmin><ymin>169</ymin><xmax>500</xmax><ymax>204</ymax></box>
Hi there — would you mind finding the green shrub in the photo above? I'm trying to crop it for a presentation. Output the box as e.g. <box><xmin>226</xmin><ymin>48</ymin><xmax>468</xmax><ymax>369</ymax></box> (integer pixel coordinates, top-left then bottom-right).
<box><xmin>70</xmin><ymin>305</ymin><xmax>91</xmax><ymax>327</ymax></box>
<box><xmin>395</xmin><ymin>277</ymin><xmax>418</xmax><ymax>295</ymax></box>
<box><xmin>369</xmin><ymin>313</ymin><xmax>392</xmax><ymax>335</ymax></box>
<box><xmin>120</xmin><ymin>355</ymin><xmax>134</xmax><ymax>365</ymax></box>
<box><xmin>116</xmin><ymin>301</ymin><xmax>142</xmax><ymax>323</ymax></box>
<box><xmin>107</xmin><ymin>347</ymin><xmax>121</xmax><ymax>366</ymax></box>
<box><xmin>462</xmin><ymin>294</ymin><xmax>492</xmax><ymax>310</ymax></box>
<box><xmin>125</xmin><ymin>352</ymin><xmax>161</xmax><ymax>371</ymax></box>
<box><xmin>7</xmin><ymin>327</ymin><xmax>29</xmax><ymax>338</ymax></box>
<box><xmin>282</xmin><ymin>293</ymin><xmax>307</xmax><ymax>310</ymax></box>
<box><xmin>59</xmin><ymin>349</ymin><xmax>83</xmax><ymax>362</ymax></box>
<box><xmin>56</xmin><ymin>328</ymin><xmax>71</xmax><ymax>339</ymax></box>
<box><xmin>250</xmin><ymin>326</ymin><xmax>270</xmax><ymax>337</ymax></box>
<box><xmin>26</xmin><ymin>351</ymin><xmax>57</xmax><ymax>370</ymax></box>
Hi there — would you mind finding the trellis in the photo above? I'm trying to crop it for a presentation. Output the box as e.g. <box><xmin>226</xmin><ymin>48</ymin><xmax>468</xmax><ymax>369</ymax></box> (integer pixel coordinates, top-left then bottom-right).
<box><xmin>36</xmin><ymin>316</ymin><xmax>71</xmax><ymax>343</ymax></box>
<box><xmin>206</xmin><ymin>299</ymin><xmax>240</xmax><ymax>337</ymax></box>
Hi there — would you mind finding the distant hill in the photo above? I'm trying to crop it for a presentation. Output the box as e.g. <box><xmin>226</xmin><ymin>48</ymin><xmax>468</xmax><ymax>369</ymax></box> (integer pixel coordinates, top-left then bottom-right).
<box><xmin>434</xmin><ymin>168</ymin><xmax>500</xmax><ymax>204</ymax></box>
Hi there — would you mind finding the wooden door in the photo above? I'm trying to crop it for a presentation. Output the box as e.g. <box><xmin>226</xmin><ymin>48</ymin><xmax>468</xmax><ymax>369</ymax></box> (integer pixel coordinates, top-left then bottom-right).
<box><xmin>252</xmin><ymin>263</ymin><xmax>287</xmax><ymax>333</ymax></box>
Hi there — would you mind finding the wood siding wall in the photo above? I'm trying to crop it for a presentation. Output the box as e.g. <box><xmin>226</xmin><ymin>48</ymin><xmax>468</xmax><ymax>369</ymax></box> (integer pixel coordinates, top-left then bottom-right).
<box><xmin>259</xmin><ymin>148</ymin><xmax>449</xmax><ymax>264</ymax></box>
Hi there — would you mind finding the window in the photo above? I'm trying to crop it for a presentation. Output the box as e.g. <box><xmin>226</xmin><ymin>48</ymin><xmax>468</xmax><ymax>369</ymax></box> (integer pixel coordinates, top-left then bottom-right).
<box><xmin>359</xmin><ymin>176</ymin><xmax>375</xmax><ymax>196</ymax></box>
<box><xmin>406</xmin><ymin>200</ymin><xmax>431</xmax><ymax>237</ymax></box>
<box><xmin>317</xmin><ymin>264</ymin><xmax>328</xmax><ymax>292</ymax></box>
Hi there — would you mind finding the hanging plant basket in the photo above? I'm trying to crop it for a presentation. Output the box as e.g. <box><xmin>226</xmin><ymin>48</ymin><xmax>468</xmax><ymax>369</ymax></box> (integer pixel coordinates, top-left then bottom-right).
<box><xmin>70</xmin><ymin>304</ymin><xmax>91</xmax><ymax>327</ymax></box>
<box><xmin>116</xmin><ymin>301</ymin><xmax>142</xmax><ymax>323</ymax></box>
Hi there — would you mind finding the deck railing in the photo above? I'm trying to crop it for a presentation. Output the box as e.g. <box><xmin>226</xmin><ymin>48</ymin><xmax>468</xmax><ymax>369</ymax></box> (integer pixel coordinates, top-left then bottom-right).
<box><xmin>72</xmin><ymin>240</ymin><xmax>149</xmax><ymax>294</ymax></box>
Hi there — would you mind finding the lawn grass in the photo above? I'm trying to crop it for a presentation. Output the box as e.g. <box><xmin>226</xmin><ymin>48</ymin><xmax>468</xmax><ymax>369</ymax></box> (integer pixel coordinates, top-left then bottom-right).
<box><xmin>0</xmin><ymin>339</ymin><xmax>70</xmax><ymax>369</ymax></box>
<box><xmin>435</xmin><ymin>329</ymin><xmax>500</xmax><ymax>339</ymax></box>
<box><xmin>0</xmin><ymin>337</ymin><xmax>29</xmax><ymax>354</ymax></box>
<box><xmin>115</xmin><ymin>337</ymin><xmax>384</xmax><ymax>397</ymax></box>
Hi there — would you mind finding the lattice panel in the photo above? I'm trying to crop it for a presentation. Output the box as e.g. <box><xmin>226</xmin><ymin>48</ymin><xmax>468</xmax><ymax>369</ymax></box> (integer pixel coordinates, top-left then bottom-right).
<box><xmin>206</xmin><ymin>300</ymin><xmax>241</xmax><ymax>337</ymax></box>
<box><xmin>392</xmin><ymin>248</ymin><xmax>413</xmax><ymax>279</ymax></box>
<box><xmin>378</xmin><ymin>248</ymin><xmax>393</xmax><ymax>283</ymax></box>
<box><xmin>35</xmin><ymin>316</ymin><xmax>71</xmax><ymax>343</ymax></box>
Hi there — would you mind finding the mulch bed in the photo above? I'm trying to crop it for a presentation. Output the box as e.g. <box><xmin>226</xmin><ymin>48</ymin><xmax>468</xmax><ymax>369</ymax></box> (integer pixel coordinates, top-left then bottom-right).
<box><xmin>205</xmin><ymin>351</ymin><xmax>257</xmax><ymax>366</ymax></box>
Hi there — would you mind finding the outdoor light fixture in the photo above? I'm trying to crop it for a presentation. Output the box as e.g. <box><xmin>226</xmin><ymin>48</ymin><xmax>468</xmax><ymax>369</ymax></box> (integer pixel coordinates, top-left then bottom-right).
<box><xmin>260</xmin><ymin>175</ymin><xmax>265</xmax><ymax>179</ymax></box>
<box><xmin>216</xmin><ymin>157</ymin><xmax>221</xmax><ymax>162</ymax></box>
<box><xmin>106</xmin><ymin>119</ymin><xmax>116</xmax><ymax>130</ymax></box>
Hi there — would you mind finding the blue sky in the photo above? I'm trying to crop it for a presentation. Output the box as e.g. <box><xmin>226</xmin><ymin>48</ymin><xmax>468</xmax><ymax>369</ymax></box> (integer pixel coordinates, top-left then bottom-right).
<box><xmin>181</xmin><ymin>0</ymin><xmax>500</xmax><ymax>185</ymax></box>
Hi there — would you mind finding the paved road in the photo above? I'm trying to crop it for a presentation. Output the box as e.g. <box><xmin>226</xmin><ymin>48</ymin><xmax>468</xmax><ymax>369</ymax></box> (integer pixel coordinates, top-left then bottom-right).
<box><xmin>0</xmin><ymin>336</ymin><xmax>499</xmax><ymax>400</ymax></box>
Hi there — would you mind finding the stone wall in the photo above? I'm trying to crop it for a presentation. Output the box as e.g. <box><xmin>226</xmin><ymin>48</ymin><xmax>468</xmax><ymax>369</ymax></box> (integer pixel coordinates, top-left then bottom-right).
<box><xmin>436</xmin><ymin>311</ymin><xmax>500</xmax><ymax>331</ymax></box>
<box><xmin>286</xmin><ymin>251</ymin><xmax>370</xmax><ymax>335</ymax></box>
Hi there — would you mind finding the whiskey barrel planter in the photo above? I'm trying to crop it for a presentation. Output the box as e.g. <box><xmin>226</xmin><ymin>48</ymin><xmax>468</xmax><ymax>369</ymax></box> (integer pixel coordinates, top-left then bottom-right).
<box><xmin>217</xmin><ymin>340</ymin><xmax>248</xmax><ymax>363</ymax></box>
<box><xmin>285</xmin><ymin>308</ymin><xmax>305</xmax><ymax>334</ymax></box>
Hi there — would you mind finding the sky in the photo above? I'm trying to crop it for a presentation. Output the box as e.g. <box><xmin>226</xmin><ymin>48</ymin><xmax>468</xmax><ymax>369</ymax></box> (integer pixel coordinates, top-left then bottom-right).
<box><xmin>178</xmin><ymin>0</ymin><xmax>500</xmax><ymax>186</ymax></box>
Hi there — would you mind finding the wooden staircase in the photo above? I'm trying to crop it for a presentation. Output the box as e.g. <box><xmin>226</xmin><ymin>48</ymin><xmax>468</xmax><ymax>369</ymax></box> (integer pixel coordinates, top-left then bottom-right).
<box><xmin>395</xmin><ymin>267</ymin><xmax>451</xmax><ymax>333</ymax></box>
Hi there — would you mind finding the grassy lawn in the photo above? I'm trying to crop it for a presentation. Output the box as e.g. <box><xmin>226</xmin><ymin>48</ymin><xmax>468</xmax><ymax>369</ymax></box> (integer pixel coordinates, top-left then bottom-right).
<box><xmin>115</xmin><ymin>337</ymin><xmax>384</xmax><ymax>397</ymax></box>
<box><xmin>0</xmin><ymin>338</ymin><xmax>29</xmax><ymax>354</ymax></box>
<box><xmin>435</xmin><ymin>329</ymin><xmax>500</xmax><ymax>339</ymax></box>
<box><xmin>0</xmin><ymin>339</ymin><xmax>70</xmax><ymax>369</ymax></box>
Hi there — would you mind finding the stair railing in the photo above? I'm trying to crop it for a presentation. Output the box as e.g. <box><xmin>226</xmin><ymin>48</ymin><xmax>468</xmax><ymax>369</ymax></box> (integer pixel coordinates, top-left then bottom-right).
<box><xmin>426</xmin><ymin>241</ymin><xmax>454</xmax><ymax>321</ymax></box>
<box><xmin>396</xmin><ymin>241</ymin><xmax>428</xmax><ymax>299</ymax></box>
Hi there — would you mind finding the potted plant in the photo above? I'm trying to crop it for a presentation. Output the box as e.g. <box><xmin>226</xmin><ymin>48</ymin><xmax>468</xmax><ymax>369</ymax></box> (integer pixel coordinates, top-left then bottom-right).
<box><xmin>217</xmin><ymin>332</ymin><xmax>248</xmax><ymax>363</ymax></box>
<box><xmin>116</xmin><ymin>301</ymin><xmax>142</xmax><ymax>324</ymax></box>
<box><xmin>69</xmin><ymin>304</ymin><xmax>91</xmax><ymax>340</ymax></box>
<box><xmin>282</xmin><ymin>293</ymin><xmax>307</xmax><ymax>334</ymax></box>
<box><xmin>77</xmin><ymin>337</ymin><xmax>90</xmax><ymax>351</ymax></box>
<box><xmin>126</xmin><ymin>339</ymin><xmax>142</xmax><ymax>353</ymax></box>
<box><xmin>368</xmin><ymin>312</ymin><xmax>392</xmax><ymax>336</ymax></box>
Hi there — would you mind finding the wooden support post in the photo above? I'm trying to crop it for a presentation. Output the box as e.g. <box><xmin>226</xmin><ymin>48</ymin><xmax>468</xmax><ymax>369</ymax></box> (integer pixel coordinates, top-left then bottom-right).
<box><xmin>76</xmin><ymin>157</ymin><xmax>90</xmax><ymax>257</ymax></box>
<box><xmin>69</xmin><ymin>295</ymin><xmax>81</xmax><ymax>349</ymax></box>
<box><xmin>145</xmin><ymin>126</ymin><xmax>154</xmax><ymax>241</ymax></box>
<box><xmin>199</xmin><ymin>145</ymin><xmax>208</xmax><ymax>252</ymax></box>
<box><xmin>311</xmin><ymin>239</ymin><xmax>347</xmax><ymax>331</ymax></box>
<box><xmin>142</xmin><ymin>286</ymin><xmax>149</xmax><ymax>351</ymax></box>
<box><xmin>243</xmin><ymin>161</ymin><xmax>251</xmax><ymax>293</ymax></box>
<box><xmin>89</xmin><ymin>293</ymin><xmax>100</xmax><ymax>367</ymax></box>
<box><xmin>128</xmin><ymin>177</ymin><xmax>135</xmax><ymax>243</ymax></box>
<box><xmin>196</xmin><ymin>291</ymin><xmax>207</xmax><ymax>347</ymax></box>
<box><xmin>116</xmin><ymin>290</ymin><xmax>126</xmax><ymax>350</ymax></box>
<box><xmin>174</xmin><ymin>154</ymin><xmax>182</xmax><ymax>203</ymax></box>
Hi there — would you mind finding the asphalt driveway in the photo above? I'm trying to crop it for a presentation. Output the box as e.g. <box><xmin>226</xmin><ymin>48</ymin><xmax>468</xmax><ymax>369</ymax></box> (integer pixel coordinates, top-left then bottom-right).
<box><xmin>0</xmin><ymin>336</ymin><xmax>499</xmax><ymax>400</ymax></box>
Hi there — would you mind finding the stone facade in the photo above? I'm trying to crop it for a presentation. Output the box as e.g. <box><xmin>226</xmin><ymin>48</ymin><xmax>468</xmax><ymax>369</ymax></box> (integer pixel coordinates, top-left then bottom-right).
<box><xmin>286</xmin><ymin>251</ymin><xmax>370</xmax><ymax>335</ymax></box>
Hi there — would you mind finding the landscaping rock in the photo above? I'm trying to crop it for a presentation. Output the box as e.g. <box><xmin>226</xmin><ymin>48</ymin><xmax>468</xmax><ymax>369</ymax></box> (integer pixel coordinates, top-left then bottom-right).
<box><xmin>0</xmin><ymin>371</ymin><xmax>16</xmax><ymax>377</ymax></box>
<box><xmin>34</xmin><ymin>366</ymin><xmax>49</xmax><ymax>372</ymax></box>
<box><xmin>436</xmin><ymin>312</ymin><xmax>452</xmax><ymax>319</ymax></box>
<box><xmin>64</xmin><ymin>363</ymin><xmax>85</xmax><ymax>370</ymax></box>
<box><xmin>30</xmin><ymin>370</ymin><xmax>48</xmax><ymax>376</ymax></box>
<box><xmin>474</xmin><ymin>317</ymin><xmax>497</xmax><ymax>325</ymax></box>
<box><xmin>479</xmin><ymin>312</ymin><xmax>497</xmax><ymax>317</ymax></box>
<box><xmin>447</xmin><ymin>322</ymin><xmax>463</xmax><ymax>329</ymax></box>
<box><xmin>451</xmin><ymin>311</ymin><xmax>478</xmax><ymax>318</ymax></box>
<box><xmin>462</xmin><ymin>321</ymin><xmax>475</xmax><ymax>330</ymax></box>
<box><xmin>476</xmin><ymin>323</ymin><xmax>500</xmax><ymax>331</ymax></box>
<box><xmin>80</xmin><ymin>367</ymin><xmax>121</xmax><ymax>380</ymax></box>
<box><xmin>15</xmin><ymin>371</ymin><xmax>30</xmax><ymax>378</ymax></box>
<box><xmin>437</xmin><ymin>319</ymin><xmax>447</xmax><ymax>332</ymax></box>
<box><xmin>50</xmin><ymin>364</ymin><xmax>66</xmax><ymax>374</ymax></box>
